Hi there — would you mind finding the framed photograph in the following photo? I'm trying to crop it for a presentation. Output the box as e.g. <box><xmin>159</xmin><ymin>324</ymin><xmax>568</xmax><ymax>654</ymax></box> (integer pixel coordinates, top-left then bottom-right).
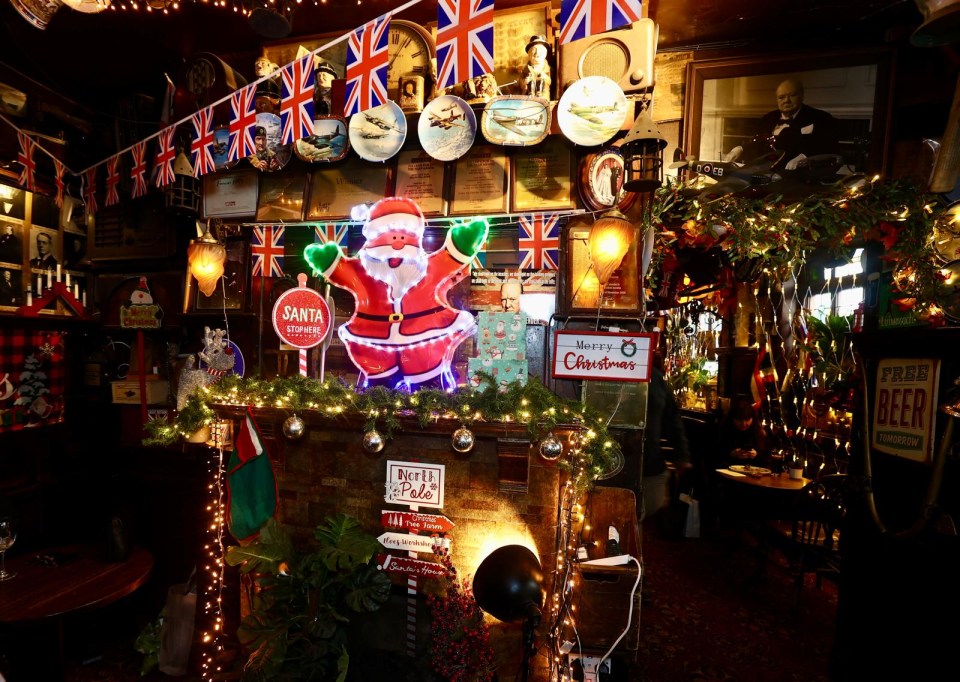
<box><xmin>449</xmin><ymin>145</ymin><xmax>509</xmax><ymax>216</ymax></box>
<box><xmin>30</xmin><ymin>192</ymin><xmax>59</xmax><ymax>229</ymax></box>
<box><xmin>257</xmin><ymin>173</ymin><xmax>308</xmax><ymax>222</ymax></box>
<box><xmin>63</xmin><ymin>232</ymin><xmax>87</xmax><ymax>268</ymax></box>
<box><xmin>28</xmin><ymin>226</ymin><xmax>58</xmax><ymax>273</ymax></box>
<box><xmin>0</xmin><ymin>218</ymin><xmax>24</xmax><ymax>266</ymax></box>
<box><xmin>393</xmin><ymin>149</ymin><xmax>447</xmax><ymax>217</ymax></box>
<box><xmin>560</xmin><ymin>216</ymin><xmax>642</xmax><ymax>315</ymax></box>
<box><xmin>0</xmin><ymin>186</ymin><xmax>25</xmax><ymax>221</ymax></box>
<box><xmin>491</xmin><ymin>3</ymin><xmax>552</xmax><ymax>96</ymax></box>
<box><xmin>262</xmin><ymin>32</ymin><xmax>348</xmax><ymax>81</ymax></box>
<box><xmin>511</xmin><ymin>136</ymin><xmax>574</xmax><ymax>212</ymax></box>
<box><xmin>203</xmin><ymin>169</ymin><xmax>259</xmax><ymax>219</ymax></box>
<box><xmin>306</xmin><ymin>157</ymin><xmax>391</xmax><ymax>220</ymax></box>
<box><xmin>0</xmin><ymin>264</ymin><xmax>23</xmax><ymax>309</ymax></box>
<box><xmin>60</xmin><ymin>195</ymin><xmax>87</xmax><ymax>235</ymax></box>
<box><xmin>684</xmin><ymin>48</ymin><xmax>894</xmax><ymax>174</ymax></box>
<box><xmin>185</xmin><ymin>238</ymin><xmax>250</xmax><ymax>313</ymax></box>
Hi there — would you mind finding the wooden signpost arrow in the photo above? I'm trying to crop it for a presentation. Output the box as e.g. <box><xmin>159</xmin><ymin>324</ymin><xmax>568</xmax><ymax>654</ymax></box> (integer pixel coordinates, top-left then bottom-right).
<box><xmin>380</xmin><ymin>510</ymin><xmax>455</xmax><ymax>534</ymax></box>
<box><xmin>376</xmin><ymin>553</ymin><xmax>449</xmax><ymax>580</ymax></box>
<box><xmin>377</xmin><ymin>532</ymin><xmax>450</xmax><ymax>554</ymax></box>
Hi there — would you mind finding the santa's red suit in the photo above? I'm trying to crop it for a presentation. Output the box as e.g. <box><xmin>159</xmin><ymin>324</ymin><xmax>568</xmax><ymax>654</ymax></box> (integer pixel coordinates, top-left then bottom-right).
<box><xmin>311</xmin><ymin>197</ymin><xmax>480</xmax><ymax>389</ymax></box>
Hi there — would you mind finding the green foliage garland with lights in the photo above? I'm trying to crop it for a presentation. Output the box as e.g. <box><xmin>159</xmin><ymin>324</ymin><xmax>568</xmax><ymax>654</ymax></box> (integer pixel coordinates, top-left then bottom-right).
<box><xmin>144</xmin><ymin>373</ymin><xmax>620</xmax><ymax>484</ymax></box>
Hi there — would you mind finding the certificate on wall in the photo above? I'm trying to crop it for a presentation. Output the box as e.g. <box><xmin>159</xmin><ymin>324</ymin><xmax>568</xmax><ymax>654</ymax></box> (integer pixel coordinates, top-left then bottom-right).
<box><xmin>202</xmin><ymin>170</ymin><xmax>259</xmax><ymax>219</ymax></box>
<box><xmin>450</xmin><ymin>146</ymin><xmax>509</xmax><ymax>215</ymax></box>
<box><xmin>307</xmin><ymin>158</ymin><xmax>391</xmax><ymax>220</ymax></box>
<box><xmin>511</xmin><ymin>137</ymin><xmax>574</xmax><ymax>212</ymax></box>
<box><xmin>394</xmin><ymin>150</ymin><xmax>447</xmax><ymax>216</ymax></box>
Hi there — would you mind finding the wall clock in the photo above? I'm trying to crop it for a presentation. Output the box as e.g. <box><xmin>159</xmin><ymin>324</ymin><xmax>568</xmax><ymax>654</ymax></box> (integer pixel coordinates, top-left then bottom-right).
<box><xmin>388</xmin><ymin>20</ymin><xmax>436</xmax><ymax>106</ymax></box>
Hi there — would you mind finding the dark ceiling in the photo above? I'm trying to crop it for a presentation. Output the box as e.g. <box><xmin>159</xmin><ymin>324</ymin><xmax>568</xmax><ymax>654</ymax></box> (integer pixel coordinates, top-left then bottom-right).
<box><xmin>0</xmin><ymin>0</ymin><xmax>932</xmax><ymax>169</ymax></box>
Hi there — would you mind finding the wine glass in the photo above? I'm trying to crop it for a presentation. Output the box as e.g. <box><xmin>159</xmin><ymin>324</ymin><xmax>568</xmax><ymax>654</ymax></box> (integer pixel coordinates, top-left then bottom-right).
<box><xmin>0</xmin><ymin>516</ymin><xmax>17</xmax><ymax>581</ymax></box>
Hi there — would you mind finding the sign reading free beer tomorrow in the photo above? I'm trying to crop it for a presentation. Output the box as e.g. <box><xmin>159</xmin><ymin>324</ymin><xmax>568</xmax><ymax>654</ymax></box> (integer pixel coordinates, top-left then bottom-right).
<box><xmin>871</xmin><ymin>358</ymin><xmax>940</xmax><ymax>462</ymax></box>
<box><xmin>271</xmin><ymin>274</ymin><xmax>332</xmax><ymax>349</ymax></box>
<box><xmin>551</xmin><ymin>331</ymin><xmax>655</xmax><ymax>382</ymax></box>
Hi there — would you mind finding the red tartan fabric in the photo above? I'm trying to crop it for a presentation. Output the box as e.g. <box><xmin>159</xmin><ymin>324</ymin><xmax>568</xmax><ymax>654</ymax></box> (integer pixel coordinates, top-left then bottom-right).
<box><xmin>0</xmin><ymin>328</ymin><xmax>66</xmax><ymax>432</ymax></box>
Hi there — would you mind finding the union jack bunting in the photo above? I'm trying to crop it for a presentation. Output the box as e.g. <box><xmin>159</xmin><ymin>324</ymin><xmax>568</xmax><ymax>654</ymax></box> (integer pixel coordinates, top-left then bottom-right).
<box><xmin>280</xmin><ymin>55</ymin><xmax>316</xmax><ymax>145</ymax></box>
<box><xmin>154</xmin><ymin>126</ymin><xmax>177</xmax><ymax>187</ymax></box>
<box><xmin>559</xmin><ymin>0</ymin><xmax>643</xmax><ymax>45</ymax></box>
<box><xmin>518</xmin><ymin>213</ymin><xmax>560</xmax><ymax>270</ymax></box>
<box><xmin>54</xmin><ymin>159</ymin><xmax>65</xmax><ymax>208</ymax></box>
<box><xmin>105</xmin><ymin>155</ymin><xmax>121</xmax><ymax>207</ymax></box>
<box><xmin>251</xmin><ymin>226</ymin><xmax>285</xmax><ymax>278</ymax></box>
<box><xmin>436</xmin><ymin>0</ymin><xmax>495</xmax><ymax>90</ymax></box>
<box><xmin>17</xmin><ymin>133</ymin><xmax>35</xmax><ymax>192</ymax></box>
<box><xmin>190</xmin><ymin>106</ymin><xmax>217</xmax><ymax>178</ymax></box>
<box><xmin>314</xmin><ymin>223</ymin><xmax>348</xmax><ymax>248</ymax></box>
<box><xmin>83</xmin><ymin>167</ymin><xmax>98</xmax><ymax>217</ymax></box>
<box><xmin>129</xmin><ymin>141</ymin><xmax>149</xmax><ymax>199</ymax></box>
<box><xmin>229</xmin><ymin>84</ymin><xmax>258</xmax><ymax>161</ymax></box>
<box><xmin>344</xmin><ymin>16</ymin><xmax>390</xmax><ymax>117</ymax></box>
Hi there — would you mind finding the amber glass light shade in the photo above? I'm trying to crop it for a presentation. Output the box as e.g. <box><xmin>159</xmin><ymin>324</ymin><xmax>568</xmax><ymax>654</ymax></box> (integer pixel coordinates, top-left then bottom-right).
<box><xmin>188</xmin><ymin>230</ymin><xmax>226</xmax><ymax>297</ymax></box>
<box><xmin>588</xmin><ymin>209</ymin><xmax>635</xmax><ymax>287</ymax></box>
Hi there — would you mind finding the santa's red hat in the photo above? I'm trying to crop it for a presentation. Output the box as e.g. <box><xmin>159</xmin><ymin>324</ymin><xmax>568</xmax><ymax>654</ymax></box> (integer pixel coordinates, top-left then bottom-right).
<box><xmin>362</xmin><ymin>196</ymin><xmax>425</xmax><ymax>241</ymax></box>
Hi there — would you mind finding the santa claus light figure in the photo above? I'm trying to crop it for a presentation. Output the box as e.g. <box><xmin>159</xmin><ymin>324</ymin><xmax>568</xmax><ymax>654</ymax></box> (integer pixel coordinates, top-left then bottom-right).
<box><xmin>304</xmin><ymin>197</ymin><xmax>488</xmax><ymax>390</ymax></box>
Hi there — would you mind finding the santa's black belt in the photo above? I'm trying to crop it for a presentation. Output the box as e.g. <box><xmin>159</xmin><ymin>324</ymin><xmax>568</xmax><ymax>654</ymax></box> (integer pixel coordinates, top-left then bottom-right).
<box><xmin>354</xmin><ymin>306</ymin><xmax>446</xmax><ymax>323</ymax></box>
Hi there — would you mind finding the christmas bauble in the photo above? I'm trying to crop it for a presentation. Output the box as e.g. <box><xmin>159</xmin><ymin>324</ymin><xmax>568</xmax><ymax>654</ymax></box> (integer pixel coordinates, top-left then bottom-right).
<box><xmin>283</xmin><ymin>414</ymin><xmax>305</xmax><ymax>440</ymax></box>
<box><xmin>363</xmin><ymin>429</ymin><xmax>385</xmax><ymax>453</ymax></box>
<box><xmin>451</xmin><ymin>426</ymin><xmax>475</xmax><ymax>453</ymax></box>
<box><xmin>539</xmin><ymin>433</ymin><xmax>563</xmax><ymax>461</ymax></box>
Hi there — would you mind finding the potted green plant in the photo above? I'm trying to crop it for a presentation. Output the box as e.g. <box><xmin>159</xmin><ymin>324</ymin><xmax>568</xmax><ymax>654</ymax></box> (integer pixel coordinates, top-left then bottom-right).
<box><xmin>225</xmin><ymin>514</ymin><xmax>391</xmax><ymax>682</ymax></box>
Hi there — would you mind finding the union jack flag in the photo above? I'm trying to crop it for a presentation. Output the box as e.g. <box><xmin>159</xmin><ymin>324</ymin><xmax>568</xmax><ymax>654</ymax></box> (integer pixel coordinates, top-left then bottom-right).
<box><xmin>130</xmin><ymin>141</ymin><xmax>149</xmax><ymax>199</ymax></box>
<box><xmin>190</xmin><ymin>106</ymin><xmax>217</xmax><ymax>178</ymax></box>
<box><xmin>344</xmin><ymin>16</ymin><xmax>390</xmax><ymax>117</ymax></box>
<box><xmin>314</xmin><ymin>223</ymin><xmax>348</xmax><ymax>248</ymax></box>
<box><xmin>280</xmin><ymin>55</ymin><xmax>316</xmax><ymax>145</ymax></box>
<box><xmin>251</xmin><ymin>226</ymin><xmax>285</xmax><ymax>278</ymax></box>
<box><xmin>436</xmin><ymin>0</ymin><xmax>495</xmax><ymax>90</ymax></box>
<box><xmin>105</xmin><ymin>155</ymin><xmax>121</xmax><ymax>207</ymax></box>
<box><xmin>559</xmin><ymin>0</ymin><xmax>643</xmax><ymax>45</ymax></box>
<box><xmin>518</xmin><ymin>213</ymin><xmax>560</xmax><ymax>270</ymax></box>
<box><xmin>154</xmin><ymin>126</ymin><xmax>177</xmax><ymax>187</ymax></box>
<box><xmin>84</xmin><ymin>166</ymin><xmax>98</xmax><ymax>217</ymax></box>
<box><xmin>17</xmin><ymin>132</ymin><xmax>35</xmax><ymax>192</ymax></box>
<box><xmin>54</xmin><ymin>159</ymin><xmax>65</xmax><ymax>208</ymax></box>
<box><xmin>229</xmin><ymin>84</ymin><xmax>258</xmax><ymax>161</ymax></box>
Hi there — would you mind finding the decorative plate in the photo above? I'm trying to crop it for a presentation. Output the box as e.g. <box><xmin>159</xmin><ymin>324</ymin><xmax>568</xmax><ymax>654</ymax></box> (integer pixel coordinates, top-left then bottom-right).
<box><xmin>557</xmin><ymin>76</ymin><xmax>628</xmax><ymax>147</ymax></box>
<box><xmin>418</xmin><ymin>95</ymin><xmax>476</xmax><ymax>162</ymax></box>
<box><xmin>729</xmin><ymin>465</ymin><xmax>771</xmax><ymax>476</ymax></box>
<box><xmin>211</xmin><ymin>125</ymin><xmax>237</xmax><ymax>171</ymax></box>
<box><xmin>348</xmin><ymin>101</ymin><xmax>407</xmax><ymax>162</ymax></box>
<box><xmin>932</xmin><ymin>201</ymin><xmax>960</xmax><ymax>263</ymax></box>
<box><xmin>294</xmin><ymin>117</ymin><xmax>350</xmax><ymax>164</ymax></box>
<box><xmin>246</xmin><ymin>112</ymin><xmax>292</xmax><ymax>173</ymax></box>
<box><xmin>480</xmin><ymin>96</ymin><xmax>551</xmax><ymax>147</ymax></box>
<box><xmin>578</xmin><ymin>146</ymin><xmax>638</xmax><ymax>212</ymax></box>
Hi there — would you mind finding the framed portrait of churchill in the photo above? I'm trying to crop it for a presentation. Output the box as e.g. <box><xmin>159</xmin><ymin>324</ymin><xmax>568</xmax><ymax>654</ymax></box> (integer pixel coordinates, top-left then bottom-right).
<box><xmin>683</xmin><ymin>48</ymin><xmax>893</xmax><ymax>176</ymax></box>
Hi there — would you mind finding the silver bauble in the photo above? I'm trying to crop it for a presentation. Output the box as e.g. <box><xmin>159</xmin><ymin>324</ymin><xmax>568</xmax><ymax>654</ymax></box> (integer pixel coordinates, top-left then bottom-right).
<box><xmin>363</xmin><ymin>429</ymin><xmax>385</xmax><ymax>453</ymax></box>
<box><xmin>539</xmin><ymin>433</ymin><xmax>563</xmax><ymax>461</ymax></box>
<box><xmin>451</xmin><ymin>426</ymin><xmax>475</xmax><ymax>453</ymax></box>
<box><xmin>283</xmin><ymin>414</ymin><xmax>306</xmax><ymax>440</ymax></box>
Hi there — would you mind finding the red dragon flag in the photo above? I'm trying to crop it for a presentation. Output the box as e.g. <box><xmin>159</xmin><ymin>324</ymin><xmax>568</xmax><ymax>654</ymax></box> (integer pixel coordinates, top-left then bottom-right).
<box><xmin>83</xmin><ymin>166</ymin><xmax>98</xmax><ymax>217</ymax></box>
<box><xmin>17</xmin><ymin>132</ymin><xmax>36</xmax><ymax>192</ymax></box>
<box><xmin>190</xmin><ymin>106</ymin><xmax>217</xmax><ymax>178</ymax></box>
<box><xmin>280</xmin><ymin>54</ymin><xmax>316</xmax><ymax>145</ymax></box>
<box><xmin>105</xmin><ymin>155</ymin><xmax>121</xmax><ymax>207</ymax></box>
<box><xmin>436</xmin><ymin>0</ymin><xmax>495</xmax><ymax>91</ymax></box>
<box><xmin>154</xmin><ymin>125</ymin><xmax>177</xmax><ymax>188</ymax></box>
<box><xmin>559</xmin><ymin>0</ymin><xmax>643</xmax><ymax>45</ymax></box>
<box><xmin>229</xmin><ymin>83</ymin><xmax>258</xmax><ymax>162</ymax></box>
<box><xmin>53</xmin><ymin>159</ymin><xmax>65</xmax><ymax>208</ymax></box>
<box><xmin>344</xmin><ymin>15</ymin><xmax>390</xmax><ymax>117</ymax></box>
<box><xmin>130</xmin><ymin>141</ymin><xmax>149</xmax><ymax>199</ymax></box>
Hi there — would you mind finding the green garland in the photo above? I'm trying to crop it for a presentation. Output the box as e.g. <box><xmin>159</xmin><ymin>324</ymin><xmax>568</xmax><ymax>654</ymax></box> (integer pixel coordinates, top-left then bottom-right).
<box><xmin>144</xmin><ymin>373</ymin><xmax>621</xmax><ymax>484</ymax></box>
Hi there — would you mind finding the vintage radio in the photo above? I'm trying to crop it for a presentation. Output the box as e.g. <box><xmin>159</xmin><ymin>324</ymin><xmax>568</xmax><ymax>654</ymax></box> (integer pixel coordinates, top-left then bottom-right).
<box><xmin>558</xmin><ymin>19</ymin><xmax>658</xmax><ymax>94</ymax></box>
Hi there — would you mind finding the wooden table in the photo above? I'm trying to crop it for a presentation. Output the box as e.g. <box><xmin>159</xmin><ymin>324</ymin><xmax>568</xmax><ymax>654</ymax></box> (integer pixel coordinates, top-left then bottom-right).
<box><xmin>716</xmin><ymin>469</ymin><xmax>810</xmax><ymax>491</ymax></box>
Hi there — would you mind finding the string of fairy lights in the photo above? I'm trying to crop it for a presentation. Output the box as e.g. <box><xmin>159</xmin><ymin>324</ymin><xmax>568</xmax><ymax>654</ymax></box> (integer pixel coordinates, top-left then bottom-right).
<box><xmin>101</xmin><ymin>0</ymin><xmax>358</xmax><ymax>16</ymax></box>
<box><xmin>197</xmin><ymin>427</ymin><xmax>230</xmax><ymax>680</ymax></box>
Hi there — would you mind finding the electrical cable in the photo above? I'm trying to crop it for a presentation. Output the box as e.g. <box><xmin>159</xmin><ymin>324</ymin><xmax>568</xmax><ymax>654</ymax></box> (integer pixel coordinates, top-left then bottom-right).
<box><xmin>595</xmin><ymin>555</ymin><xmax>642</xmax><ymax>676</ymax></box>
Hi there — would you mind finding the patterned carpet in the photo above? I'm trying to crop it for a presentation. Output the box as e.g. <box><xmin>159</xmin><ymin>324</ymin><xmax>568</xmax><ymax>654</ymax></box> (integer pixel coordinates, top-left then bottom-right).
<box><xmin>633</xmin><ymin>524</ymin><xmax>838</xmax><ymax>682</ymax></box>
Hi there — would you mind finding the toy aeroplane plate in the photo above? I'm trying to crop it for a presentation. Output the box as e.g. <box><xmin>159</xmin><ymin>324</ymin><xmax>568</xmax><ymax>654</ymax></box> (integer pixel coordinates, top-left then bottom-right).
<box><xmin>557</xmin><ymin>76</ymin><xmax>628</xmax><ymax>147</ymax></box>
<box><xmin>480</xmin><ymin>96</ymin><xmax>551</xmax><ymax>147</ymax></box>
<box><xmin>294</xmin><ymin>117</ymin><xmax>350</xmax><ymax>164</ymax></box>
<box><xmin>418</xmin><ymin>95</ymin><xmax>476</xmax><ymax>162</ymax></box>
<box><xmin>348</xmin><ymin>101</ymin><xmax>407</xmax><ymax>162</ymax></box>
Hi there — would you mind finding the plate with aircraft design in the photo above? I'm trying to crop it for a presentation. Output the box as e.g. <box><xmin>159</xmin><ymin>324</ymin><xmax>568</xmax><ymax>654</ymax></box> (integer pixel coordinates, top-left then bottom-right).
<box><xmin>418</xmin><ymin>95</ymin><xmax>476</xmax><ymax>162</ymax></box>
<box><xmin>557</xmin><ymin>76</ymin><xmax>628</xmax><ymax>147</ymax></box>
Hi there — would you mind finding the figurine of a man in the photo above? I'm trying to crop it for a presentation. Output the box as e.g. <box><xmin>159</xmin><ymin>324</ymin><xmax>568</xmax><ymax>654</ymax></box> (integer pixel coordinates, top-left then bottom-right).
<box><xmin>521</xmin><ymin>35</ymin><xmax>551</xmax><ymax>99</ymax></box>
<box><xmin>314</xmin><ymin>60</ymin><xmax>338</xmax><ymax>116</ymax></box>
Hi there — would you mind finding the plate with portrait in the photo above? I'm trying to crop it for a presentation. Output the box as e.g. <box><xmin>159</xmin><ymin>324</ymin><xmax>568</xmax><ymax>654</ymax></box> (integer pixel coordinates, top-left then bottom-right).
<box><xmin>246</xmin><ymin>112</ymin><xmax>292</xmax><ymax>173</ymax></box>
<box><xmin>557</xmin><ymin>76</ymin><xmax>628</xmax><ymax>147</ymax></box>
<box><xmin>578</xmin><ymin>147</ymin><xmax>638</xmax><ymax>212</ymax></box>
<box><xmin>418</xmin><ymin>95</ymin><xmax>476</xmax><ymax>162</ymax></box>
<box><xmin>348</xmin><ymin>100</ymin><xmax>407</xmax><ymax>162</ymax></box>
<box><xmin>294</xmin><ymin>117</ymin><xmax>350</xmax><ymax>164</ymax></box>
<box><xmin>480</xmin><ymin>96</ymin><xmax>551</xmax><ymax>147</ymax></box>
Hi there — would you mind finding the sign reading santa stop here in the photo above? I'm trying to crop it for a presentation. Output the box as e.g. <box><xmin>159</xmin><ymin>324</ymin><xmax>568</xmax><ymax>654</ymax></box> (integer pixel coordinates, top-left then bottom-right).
<box><xmin>871</xmin><ymin>358</ymin><xmax>940</xmax><ymax>462</ymax></box>
<box><xmin>551</xmin><ymin>331</ymin><xmax>655</xmax><ymax>382</ymax></box>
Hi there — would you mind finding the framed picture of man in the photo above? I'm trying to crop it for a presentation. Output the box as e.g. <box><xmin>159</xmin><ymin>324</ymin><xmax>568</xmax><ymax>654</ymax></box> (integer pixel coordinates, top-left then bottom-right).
<box><xmin>0</xmin><ymin>219</ymin><xmax>24</xmax><ymax>266</ymax></box>
<box><xmin>63</xmin><ymin>233</ymin><xmax>87</xmax><ymax>268</ymax></box>
<box><xmin>684</xmin><ymin>48</ymin><xmax>893</xmax><ymax>176</ymax></box>
<box><xmin>0</xmin><ymin>265</ymin><xmax>23</xmax><ymax>309</ymax></box>
<box><xmin>28</xmin><ymin>226</ymin><xmax>58</xmax><ymax>273</ymax></box>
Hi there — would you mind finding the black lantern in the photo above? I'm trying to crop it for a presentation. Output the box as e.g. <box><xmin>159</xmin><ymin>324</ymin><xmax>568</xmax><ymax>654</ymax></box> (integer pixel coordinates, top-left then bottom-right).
<box><xmin>621</xmin><ymin>105</ymin><xmax>668</xmax><ymax>193</ymax></box>
<box><xmin>165</xmin><ymin>149</ymin><xmax>199</xmax><ymax>215</ymax></box>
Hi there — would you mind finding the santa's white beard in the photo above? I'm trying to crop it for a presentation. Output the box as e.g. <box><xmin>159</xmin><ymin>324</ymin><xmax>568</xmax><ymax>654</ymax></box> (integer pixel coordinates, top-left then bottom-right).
<box><xmin>361</xmin><ymin>249</ymin><xmax>427</xmax><ymax>300</ymax></box>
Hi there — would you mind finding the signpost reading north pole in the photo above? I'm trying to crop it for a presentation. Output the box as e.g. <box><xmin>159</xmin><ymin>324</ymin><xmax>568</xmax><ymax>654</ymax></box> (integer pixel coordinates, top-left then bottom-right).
<box><xmin>271</xmin><ymin>273</ymin><xmax>332</xmax><ymax>376</ymax></box>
